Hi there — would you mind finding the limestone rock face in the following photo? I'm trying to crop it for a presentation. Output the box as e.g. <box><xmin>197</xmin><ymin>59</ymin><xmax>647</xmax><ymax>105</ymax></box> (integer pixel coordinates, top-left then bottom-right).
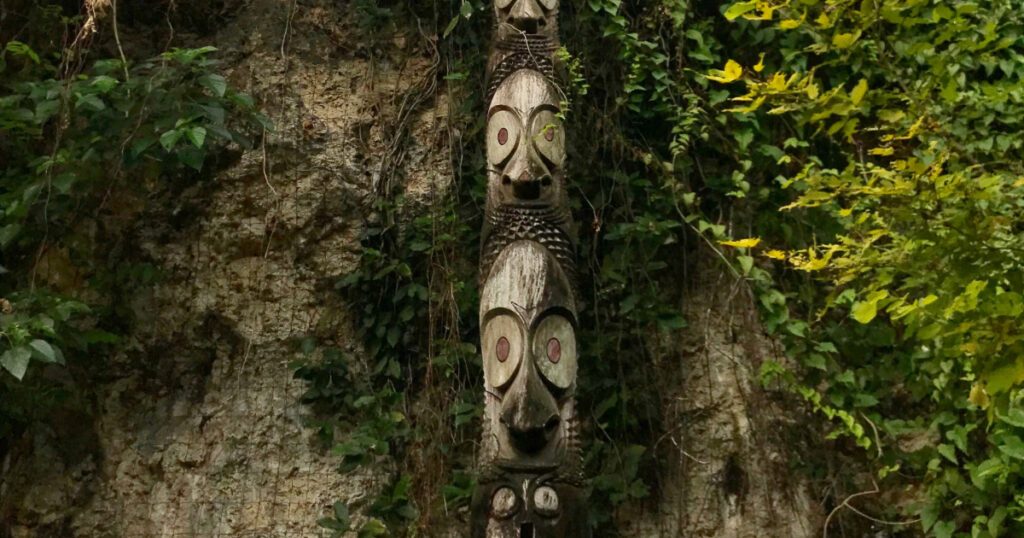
<box><xmin>0</xmin><ymin>0</ymin><xmax>448</xmax><ymax>535</ymax></box>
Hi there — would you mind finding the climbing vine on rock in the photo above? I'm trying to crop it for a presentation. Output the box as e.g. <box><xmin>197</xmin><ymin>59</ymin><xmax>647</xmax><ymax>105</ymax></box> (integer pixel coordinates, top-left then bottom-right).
<box><xmin>1</xmin><ymin>7</ymin><xmax>267</xmax><ymax>448</ymax></box>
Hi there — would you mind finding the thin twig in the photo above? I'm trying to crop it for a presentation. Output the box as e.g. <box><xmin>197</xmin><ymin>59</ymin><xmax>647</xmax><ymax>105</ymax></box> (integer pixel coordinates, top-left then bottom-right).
<box><xmin>823</xmin><ymin>480</ymin><xmax>919</xmax><ymax>538</ymax></box>
<box><xmin>111</xmin><ymin>0</ymin><xmax>130</xmax><ymax>83</ymax></box>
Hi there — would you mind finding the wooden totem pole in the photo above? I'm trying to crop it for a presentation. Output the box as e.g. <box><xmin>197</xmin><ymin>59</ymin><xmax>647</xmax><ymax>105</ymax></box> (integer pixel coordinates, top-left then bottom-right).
<box><xmin>472</xmin><ymin>0</ymin><xmax>588</xmax><ymax>536</ymax></box>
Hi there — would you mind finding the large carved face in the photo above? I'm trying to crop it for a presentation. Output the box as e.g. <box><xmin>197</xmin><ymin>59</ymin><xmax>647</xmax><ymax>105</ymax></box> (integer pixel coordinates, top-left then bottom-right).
<box><xmin>487</xmin><ymin>69</ymin><xmax>566</xmax><ymax>211</ymax></box>
<box><xmin>480</xmin><ymin>241</ymin><xmax>577</xmax><ymax>460</ymax></box>
<box><xmin>494</xmin><ymin>0</ymin><xmax>559</xmax><ymax>36</ymax></box>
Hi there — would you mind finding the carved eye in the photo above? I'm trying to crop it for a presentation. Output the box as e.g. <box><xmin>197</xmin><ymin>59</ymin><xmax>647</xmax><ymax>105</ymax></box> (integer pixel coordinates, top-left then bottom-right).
<box><xmin>495</xmin><ymin>0</ymin><xmax>514</xmax><ymax>9</ymax></box>
<box><xmin>487</xmin><ymin>109</ymin><xmax>520</xmax><ymax>167</ymax></box>
<box><xmin>496</xmin><ymin>337</ymin><xmax>510</xmax><ymax>362</ymax></box>
<box><xmin>537</xmin><ymin>0</ymin><xmax>558</xmax><ymax>11</ymax></box>
<box><xmin>531</xmin><ymin>110</ymin><xmax>564</xmax><ymax>167</ymax></box>
<box><xmin>546</xmin><ymin>338</ymin><xmax>560</xmax><ymax>363</ymax></box>
<box><xmin>483</xmin><ymin>314</ymin><xmax>523</xmax><ymax>389</ymax></box>
<box><xmin>532</xmin><ymin>315</ymin><xmax>576</xmax><ymax>389</ymax></box>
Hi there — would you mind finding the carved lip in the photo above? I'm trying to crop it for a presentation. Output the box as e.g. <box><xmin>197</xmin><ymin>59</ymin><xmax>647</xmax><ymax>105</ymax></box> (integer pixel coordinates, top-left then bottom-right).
<box><xmin>494</xmin><ymin>459</ymin><xmax>560</xmax><ymax>474</ymax></box>
<box><xmin>495</xmin><ymin>34</ymin><xmax>556</xmax><ymax>53</ymax></box>
<box><xmin>504</xmin><ymin>201</ymin><xmax>554</xmax><ymax>210</ymax></box>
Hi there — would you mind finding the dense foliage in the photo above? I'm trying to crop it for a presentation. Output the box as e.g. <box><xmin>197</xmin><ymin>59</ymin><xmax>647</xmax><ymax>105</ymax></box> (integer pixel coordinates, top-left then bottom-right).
<box><xmin>720</xmin><ymin>1</ymin><xmax>1024</xmax><ymax>535</ymax></box>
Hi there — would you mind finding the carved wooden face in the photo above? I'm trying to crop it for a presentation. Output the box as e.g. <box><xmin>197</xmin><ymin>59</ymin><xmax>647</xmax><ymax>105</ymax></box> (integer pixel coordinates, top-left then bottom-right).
<box><xmin>480</xmin><ymin>241</ymin><xmax>577</xmax><ymax>458</ymax></box>
<box><xmin>487</xmin><ymin>69</ymin><xmax>566</xmax><ymax>210</ymax></box>
<box><xmin>494</xmin><ymin>0</ymin><xmax>558</xmax><ymax>36</ymax></box>
<box><xmin>473</xmin><ymin>473</ymin><xmax>588</xmax><ymax>538</ymax></box>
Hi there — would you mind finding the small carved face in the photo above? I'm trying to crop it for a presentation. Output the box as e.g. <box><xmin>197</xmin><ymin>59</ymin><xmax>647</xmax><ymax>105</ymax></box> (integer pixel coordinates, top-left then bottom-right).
<box><xmin>494</xmin><ymin>0</ymin><xmax>559</xmax><ymax>35</ymax></box>
<box><xmin>473</xmin><ymin>473</ymin><xmax>587</xmax><ymax>538</ymax></box>
<box><xmin>487</xmin><ymin>69</ymin><xmax>566</xmax><ymax>209</ymax></box>
<box><xmin>481</xmin><ymin>241</ymin><xmax>577</xmax><ymax>457</ymax></box>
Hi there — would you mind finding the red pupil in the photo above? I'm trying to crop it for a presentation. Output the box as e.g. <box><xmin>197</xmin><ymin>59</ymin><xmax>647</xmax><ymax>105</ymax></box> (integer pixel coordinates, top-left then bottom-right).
<box><xmin>544</xmin><ymin>127</ymin><xmax>554</xmax><ymax>141</ymax></box>
<box><xmin>496</xmin><ymin>337</ymin><xmax>510</xmax><ymax>362</ymax></box>
<box><xmin>498</xmin><ymin>128</ymin><xmax>508</xmax><ymax>145</ymax></box>
<box><xmin>547</xmin><ymin>338</ymin><xmax>561</xmax><ymax>363</ymax></box>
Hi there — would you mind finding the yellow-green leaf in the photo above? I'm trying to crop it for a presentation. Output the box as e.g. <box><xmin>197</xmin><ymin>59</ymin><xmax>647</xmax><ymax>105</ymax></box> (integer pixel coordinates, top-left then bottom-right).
<box><xmin>724</xmin><ymin>1</ymin><xmax>757</xmax><ymax>20</ymax></box>
<box><xmin>706</xmin><ymin>59</ymin><xmax>743</xmax><ymax>83</ymax></box>
<box><xmin>851</xmin><ymin>300</ymin><xmax>877</xmax><ymax>323</ymax></box>
<box><xmin>833</xmin><ymin>31</ymin><xmax>859</xmax><ymax>49</ymax></box>
<box><xmin>718</xmin><ymin>237</ymin><xmax>761</xmax><ymax>248</ymax></box>
<box><xmin>968</xmin><ymin>383</ymin><xmax>990</xmax><ymax>408</ymax></box>
<box><xmin>779</xmin><ymin>11</ymin><xmax>806</xmax><ymax>29</ymax></box>
<box><xmin>850</xmin><ymin>79</ymin><xmax>868</xmax><ymax>105</ymax></box>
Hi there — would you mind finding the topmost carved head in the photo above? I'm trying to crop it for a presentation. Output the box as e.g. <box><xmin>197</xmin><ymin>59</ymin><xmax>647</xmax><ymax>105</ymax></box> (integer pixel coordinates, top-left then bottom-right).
<box><xmin>495</xmin><ymin>0</ymin><xmax>559</xmax><ymax>38</ymax></box>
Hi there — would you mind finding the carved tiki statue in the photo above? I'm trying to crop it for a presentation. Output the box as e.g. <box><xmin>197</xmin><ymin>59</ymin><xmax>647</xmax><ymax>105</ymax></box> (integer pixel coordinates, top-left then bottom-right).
<box><xmin>474</xmin><ymin>0</ymin><xmax>588</xmax><ymax>536</ymax></box>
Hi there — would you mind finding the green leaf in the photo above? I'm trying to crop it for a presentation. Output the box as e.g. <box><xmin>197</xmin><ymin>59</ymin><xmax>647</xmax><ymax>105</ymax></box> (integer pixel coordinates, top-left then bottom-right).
<box><xmin>160</xmin><ymin>129</ymin><xmax>183</xmax><ymax>151</ymax></box>
<box><xmin>317</xmin><ymin>517</ymin><xmax>346</xmax><ymax>531</ymax></box>
<box><xmin>940</xmin><ymin>79</ymin><xmax>959</xmax><ymax>102</ymax></box>
<box><xmin>177</xmin><ymin>147</ymin><xmax>206</xmax><ymax>171</ymax></box>
<box><xmin>83</xmin><ymin>330</ymin><xmax>119</xmax><ymax>344</ymax></box>
<box><xmin>1</xmin><ymin>346</ymin><xmax>32</xmax><ymax>380</ymax></box>
<box><xmin>921</xmin><ymin>503</ymin><xmax>939</xmax><ymax>532</ymax></box>
<box><xmin>443</xmin><ymin>15</ymin><xmax>460</xmax><ymax>38</ymax></box>
<box><xmin>0</xmin><ymin>224</ymin><xmax>22</xmax><ymax>248</ymax></box>
<box><xmin>90</xmin><ymin>75</ymin><xmax>119</xmax><ymax>93</ymax></box>
<box><xmin>332</xmin><ymin>501</ymin><xmax>350</xmax><ymax>530</ymax></box>
<box><xmin>997</xmin><ymin>407</ymin><xmax>1024</xmax><ymax>428</ymax></box>
<box><xmin>656</xmin><ymin>313</ymin><xmax>688</xmax><ymax>330</ymax></box>
<box><xmin>28</xmin><ymin>339</ymin><xmax>57</xmax><ymax>363</ymax></box>
<box><xmin>358</xmin><ymin>519</ymin><xmax>388</xmax><ymax>537</ymax></box>
<box><xmin>932</xmin><ymin>520</ymin><xmax>955</xmax><ymax>538</ymax></box>
<box><xmin>185</xmin><ymin>126</ymin><xmax>207</xmax><ymax>148</ymax></box>
<box><xmin>130</xmin><ymin>137</ymin><xmax>157</xmax><ymax>158</ymax></box>
<box><xmin>76</xmin><ymin>93</ymin><xmax>105</xmax><ymax>112</ymax></box>
<box><xmin>460</xmin><ymin>0</ymin><xmax>473</xmax><ymax>19</ymax></box>
<box><xmin>6</xmin><ymin>41</ymin><xmax>40</xmax><ymax>63</ymax></box>
<box><xmin>997</xmin><ymin>434</ymin><xmax>1024</xmax><ymax>460</ymax></box>
<box><xmin>937</xmin><ymin>443</ymin><xmax>957</xmax><ymax>464</ymax></box>
<box><xmin>300</xmin><ymin>336</ymin><xmax>317</xmax><ymax>354</ymax></box>
<box><xmin>805</xmin><ymin>353</ymin><xmax>827</xmax><ymax>370</ymax></box>
<box><xmin>198</xmin><ymin>74</ymin><xmax>227</xmax><ymax>97</ymax></box>
<box><xmin>737</xmin><ymin>255</ymin><xmax>754</xmax><ymax>274</ymax></box>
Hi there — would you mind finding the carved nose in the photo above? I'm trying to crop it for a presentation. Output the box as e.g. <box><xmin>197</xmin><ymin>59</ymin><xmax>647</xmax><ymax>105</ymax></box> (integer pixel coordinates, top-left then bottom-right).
<box><xmin>500</xmin><ymin>361</ymin><xmax>560</xmax><ymax>453</ymax></box>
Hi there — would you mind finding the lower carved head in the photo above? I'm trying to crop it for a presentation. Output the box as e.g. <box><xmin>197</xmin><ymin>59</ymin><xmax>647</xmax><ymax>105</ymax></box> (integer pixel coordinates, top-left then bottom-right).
<box><xmin>487</xmin><ymin>69</ymin><xmax>566</xmax><ymax>211</ymax></box>
<box><xmin>481</xmin><ymin>240</ymin><xmax>577</xmax><ymax>457</ymax></box>
<box><xmin>472</xmin><ymin>471</ymin><xmax>588</xmax><ymax>538</ymax></box>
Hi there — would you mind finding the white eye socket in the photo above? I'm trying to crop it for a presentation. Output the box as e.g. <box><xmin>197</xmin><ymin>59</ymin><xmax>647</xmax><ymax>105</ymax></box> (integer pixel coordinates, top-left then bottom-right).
<box><xmin>483</xmin><ymin>314</ymin><xmax>523</xmax><ymax>389</ymax></box>
<box><xmin>537</xmin><ymin>0</ymin><xmax>558</xmax><ymax>11</ymax></box>
<box><xmin>531</xmin><ymin>110</ymin><xmax>565</xmax><ymax>167</ymax></box>
<box><xmin>487</xmin><ymin>110</ymin><xmax>520</xmax><ymax>168</ymax></box>
<box><xmin>532</xmin><ymin>315</ymin><xmax>576</xmax><ymax>390</ymax></box>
